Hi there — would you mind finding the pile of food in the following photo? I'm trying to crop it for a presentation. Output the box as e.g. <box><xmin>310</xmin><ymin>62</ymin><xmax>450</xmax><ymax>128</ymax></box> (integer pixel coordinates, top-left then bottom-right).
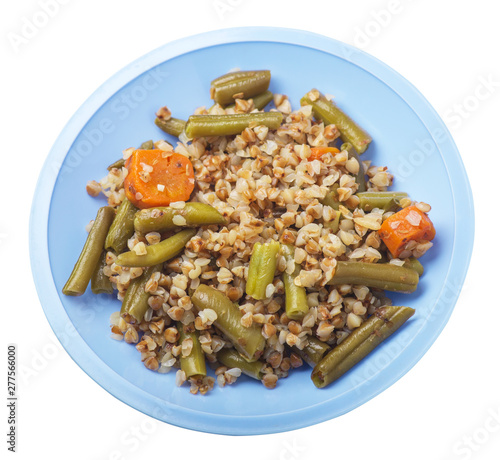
<box><xmin>63</xmin><ymin>70</ymin><xmax>435</xmax><ymax>394</ymax></box>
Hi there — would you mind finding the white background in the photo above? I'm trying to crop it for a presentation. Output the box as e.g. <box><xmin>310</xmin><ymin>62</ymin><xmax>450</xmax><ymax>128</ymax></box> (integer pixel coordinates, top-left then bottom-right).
<box><xmin>2</xmin><ymin>0</ymin><xmax>499</xmax><ymax>459</ymax></box>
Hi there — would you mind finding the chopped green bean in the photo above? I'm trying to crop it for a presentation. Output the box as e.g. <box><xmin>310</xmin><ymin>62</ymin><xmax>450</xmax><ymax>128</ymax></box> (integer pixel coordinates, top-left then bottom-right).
<box><xmin>301</xmin><ymin>90</ymin><xmax>372</xmax><ymax>154</ymax></box>
<box><xmin>211</xmin><ymin>70</ymin><xmax>271</xmax><ymax>106</ymax></box>
<box><xmin>211</xmin><ymin>70</ymin><xmax>268</xmax><ymax>87</ymax></box>
<box><xmin>185</xmin><ymin>112</ymin><xmax>283</xmax><ymax>138</ymax></box>
<box><xmin>105</xmin><ymin>197</ymin><xmax>137</xmax><ymax>253</ymax></box>
<box><xmin>178</xmin><ymin>323</ymin><xmax>207</xmax><ymax>379</ymax></box>
<box><xmin>120</xmin><ymin>264</ymin><xmax>162</xmax><ymax>322</ymax></box>
<box><xmin>91</xmin><ymin>250</ymin><xmax>114</xmax><ymax>295</ymax></box>
<box><xmin>296</xmin><ymin>337</ymin><xmax>331</xmax><ymax>368</ymax></box>
<box><xmin>62</xmin><ymin>206</ymin><xmax>115</xmax><ymax>296</ymax></box>
<box><xmin>312</xmin><ymin>306</ymin><xmax>415</xmax><ymax>388</ymax></box>
<box><xmin>217</xmin><ymin>348</ymin><xmax>264</xmax><ymax>380</ymax></box>
<box><xmin>320</xmin><ymin>184</ymin><xmax>340</xmax><ymax>210</ymax></box>
<box><xmin>155</xmin><ymin>117</ymin><xmax>186</xmax><ymax>138</ymax></box>
<box><xmin>191</xmin><ymin>285</ymin><xmax>265</xmax><ymax>362</ymax></box>
<box><xmin>357</xmin><ymin>192</ymin><xmax>409</xmax><ymax>212</ymax></box>
<box><xmin>328</xmin><ymin>261</ymin><xmax>419</xmax><ymax>293</ymax></box>
<box><xmin>403</xmin><ymin>257</ymin><xmax>424</xmax><ymax>277</ymax></box>
<box><xmin>226</xmin><ymin>90</ymin><xmax>274</xmax><ymax>110</ymax></box>
<box><xmin>107</xmin><ymin>158</ymin><xmax>125</xmax><ymax>171</ymax></box>
<box><xmin>323</xmin><ymin>209</ymin><xmax>341</xmax><ymax>233</ymax></box>
<box><xmin>246</xmin><ymin>241</ymin><xmax>280</xmax><ymax>300</ymax></box>
<box><xmin>134</xmin><ymin>203</ymin><xmax>225</xmax><ymax>234</ymax></box>
<box><xmin>115</xmin><ymin>228</ymin><xmax>196</xmax><ymax>267</ymax></box>
<box><xmin>341</xmin><ymin>142</ymin><xmax>366</xmax><ymax>192</ymax></box>
<box><xmin>139</xmin><ymin>140</ymin><xmax>154</xmax><ymax>150</ymax></box>
<box><xmin>281</xmin><ymin>244</ymin><xmax>308</xmax><ymax>320</ymax></box>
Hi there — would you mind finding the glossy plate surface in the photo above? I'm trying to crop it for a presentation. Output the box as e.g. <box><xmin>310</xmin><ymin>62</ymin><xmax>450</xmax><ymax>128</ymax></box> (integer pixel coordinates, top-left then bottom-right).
<box><xmin>30</xmin><ymin>27</ymin><xmax>474</xmax><ymax>435</ymax></box>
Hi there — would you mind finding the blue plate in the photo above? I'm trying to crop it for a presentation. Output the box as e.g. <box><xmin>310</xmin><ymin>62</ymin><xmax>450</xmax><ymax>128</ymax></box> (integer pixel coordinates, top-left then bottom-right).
<box><xmin>30</xmin><ymin>27</ymin><xmax>474</xmax><ymax>435</ymax></box>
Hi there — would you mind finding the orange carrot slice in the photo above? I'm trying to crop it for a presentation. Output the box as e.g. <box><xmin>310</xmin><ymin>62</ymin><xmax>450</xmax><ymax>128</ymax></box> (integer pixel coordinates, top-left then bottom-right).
<box><xmin>124</xmin><ymin>149</ymin><xmax>195</xmax><ymax>209</ymax></box>
<box><xmin>378</xmin><ymin>205</ymin><xmax>436</xmax><ymax>258</ymax></box>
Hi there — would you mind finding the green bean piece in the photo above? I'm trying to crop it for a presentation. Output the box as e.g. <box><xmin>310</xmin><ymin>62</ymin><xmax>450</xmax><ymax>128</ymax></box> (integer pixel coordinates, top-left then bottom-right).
<box><xmin>323</xmin><ymin>209</ymin><xmax>341</xmax><ymax>233</ymax></box>
<box><xmin>320</xmin><ymin>184</ymin><xmax>340</xmax><ymax>210</ymax></box>
<box><xmin>105</xmin><ymin>197</ymin><xmax>137</xmax><ymax>253</ymax></box>
<box><xmin>154</xmin><ymin>117</ymin><xmax>187</xmax><ymax>138</ymax></box>
<box><xmin>301</xmin><ymin>90</ymin><xmax>372</xmax><ymax>154</ymax></box>
<box><xmin>120</xmin><ymin>264</ymin><xmax>162</xmax><ymax>322</ymax></box>
<box><xmin>91</xmin><ymin>250</ymin><xmax>114</xmax><ymax>295</ymax></box>
<box><xmin>403</xmin><ymin>257</ymin><xmax>424</xmax><ymax>277</ymax></box>
<box><xmin>139</xmin><ymin>140</ymin><xmax>154</xmax><ymax>150</ymax></box>
<box><xmin>357</xmin><ymin>192</ymin><xmax>409</xmax><ymax>212</ymax></box>
<box><xmin>192</xmin><ymin>285</ymin><xmax>266</xmax><ymax>362</ymax></box>
<box><xmin>115</xmin><ymin>228</ymin><xmax>196</xmax><ymax>267</ymax></box>
<box><xmin>226</xmin><ymin>90</ymin><xmax>274</xmax><ymax>110</ymax></box>
<box><xmin>281</xmin><ymin>244</ymin><xmax>309</xmax><ymax>320</ymax></box>
<box><xmin>178</xmin><ymin>323</ymin><xmax>207</xmax><ymax>379</ymax></box>
<box><xmin>312</xmin><ymin>306</ymin><xmax>415</xmax><ymax>388</ymax></box>
<box><xmin>185</xmin><ymin>112</ymin><xmax>283</xmax><ymax>138</ymax></box>
<box><xmin>217</xmin><ymin>348</ymin><xmax>264</xmax><ymax>380</ymax></box>
<box><xmin>328</xmin><ymin>261</ymin><xmax>419</xmax><ymax>293</ymax></box>
<box><xmin>186</xmin><ymin>112</ymin><xmax>283</xmax><ymax>139</ymax></box>
<box><xmin>62</xmin><ymin>206</ymin><xmax>115</xmax><ymax>296</ymax></box>
<box><xmin>211</xmin><ymin>70</ymin><xmax>271</xmax><ymax>106</ymax></box>
<box><xmin>250</xmin><ymin>90</ymin><xmax>274</xmax><ymax>110</ymax></box>
<box><xmin>211</xmin><ymin>70</ymin><xmax>268</xmax><ymax>87</ymax></box>
<box><xmin>107</xmin><ymin>158</ymin><xmax>125</xmax><ymax>171</ymax></box>
<box><xmin>341</xmin><ymin>142</ymin><xmax>366</xmax><ymax>192</ymax></box>
<box><xmin>134</xmin><ymin>203</ymin><xmax>225</xmax><ymax>234</ymax></box>
<box><xmin>246</xmin><ymin>241</ymin><xmax>280</xmax><ymax>300</ymax></box>
<box><xmin>295</xmin><ymin>337</ymin><xmax>331</xmax><ymax>368</ymax></box>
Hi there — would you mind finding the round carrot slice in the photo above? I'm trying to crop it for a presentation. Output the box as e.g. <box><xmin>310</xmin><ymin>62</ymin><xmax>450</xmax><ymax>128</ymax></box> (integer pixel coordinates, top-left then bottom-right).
<box><xmin>124</xmin><ymin>149</ymin><xmax>195</xmax><ymax>209</ymax></box>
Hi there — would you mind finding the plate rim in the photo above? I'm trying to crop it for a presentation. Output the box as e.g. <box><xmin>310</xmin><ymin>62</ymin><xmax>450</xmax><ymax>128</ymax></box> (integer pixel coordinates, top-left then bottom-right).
<box><xmin>29</xmin><ymin>26</ymin><xmax>475</xmax><ymax>435</ymax></box>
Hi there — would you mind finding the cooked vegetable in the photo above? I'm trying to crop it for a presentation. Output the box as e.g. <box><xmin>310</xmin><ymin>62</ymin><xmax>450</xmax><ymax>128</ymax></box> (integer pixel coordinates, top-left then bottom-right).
<box><xmin>226</xmin><ymin>90</ymin><xmax>274</xmax><ymax>111</ymax></box>
<box><xmin>154</xmin><ymin>117</ymin><xmax>187</xmax><ymax>138</ymax></box>
<box><xmin>312</xmin><ymin>306</ymin><xmax>415</xmax><ymax>388</ymax></box>
<box><xmin>178</xmin><ymin>323</ymin><xmax>207</xmax><ymax>379</ymax></box>
<box><xmin>105</xmin><ymin>197</ymin><xmax>137</xmax><ymax>253</ymax></box>
<box><xmin>120</xmin><ymin>264</ymin><xmax>162</xmax><ymax>323</ymax></box>
<box><xmin>357</xmin><ymin>191</ymin><xmax>408</xmax><ymax>212</ymax></box>
<box><xmin>134</xmin><ymin>202</ymin><xmax>225</xmax><ymax>234</ymax></box>
<box><xmin>115</xmin><ymin>228</ymin><xmax>196</xmax><ymax>267</ymax></box>
<box><xmin>321</xmin><ymin>185</ymin><xmax>340</xmax><ymax>210</ymax></box>
<box><xmin>90</xmin><ymin>250</ymin><xmax>114</xmax><ymax>295</ymax></box>
<box><xmin>211</xmin><ymin>70</ymin><xmax>271</xmax><ymax>106</ymax></box>
<box><xmin>341</xmin><ymin>142</ymin><xmax>366</xmax><ymax>192</ymax></box>
<box><xmin>192</xmin><ymin>284</ymin><xmax>266</xmax><ymax>362</ymax></box>
<box><xmin>107</xmin><ymin>158</ymin><xmax>125</xmax><ymax>171</ymax></box>
<box><xmin>217</xmin><ymin>348</ymin><xmax>264</xmax><ymax>380</ymax></box>
<box><xmin>404</xmin><ymin>257</ymin><xmax>424</xmax><ymax>276</ymax></box>
<box><xmin>185</xmin><ymin>112</ymin><xmax>283</xmax><ymax>138</ymax></box>
<box><xmin>62</xmin><ymin>206</ymin><xmax>115</xmax><ymax>296</ymax></box>
<box><xmin>281</xmin><ymin>244</ymin><xmax>308</xmax><ymax>320</ymax></box>
<box><xmin>301</xmin><ymin>90</ymin><xmax>372</xmax><ymax>154</ymax></box>
<box><xmin>308</xmin><ymin>146</ymin><xmax>340</xmax><ymax>162</ymax></box>
<box><xmin>140</xmin><ymin>140</ymin><xmax>154</xmax><ymax>150</ymax></box>
<box><xmin>323</xmin><ymin>209</ymin><xmax>341</xmax><ymax>232</ymax></box>
<box><xmin>123</xmin><ymin>149</ymin><xmax>195</xmax><ymax>209</ymax></box>
<box><xmin>246</xmin><ymin>240</ymin><xmax>280</xmax><ymax>300</ymax></box>
<box><xmin>378</xmin><ymin>205</ymin><xmax>436</xmax><ymax>258</ymax></box>
<box><xmin>295</xmin><ymin>337</ymin><xmax>331</xmax><ymax>368</ymax></box>
<box><xmin>328</xmin><ymin>261</ymin><xmax>419</xmax><ymax>293</ymax></box>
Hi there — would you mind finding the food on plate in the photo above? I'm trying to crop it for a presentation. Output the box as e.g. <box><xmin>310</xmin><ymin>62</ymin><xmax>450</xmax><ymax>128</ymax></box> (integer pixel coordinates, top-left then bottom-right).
<box><xmin>63</xmin><ymin>69</ymin><xmax>436</xmax><ymax>394</ymax></box>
